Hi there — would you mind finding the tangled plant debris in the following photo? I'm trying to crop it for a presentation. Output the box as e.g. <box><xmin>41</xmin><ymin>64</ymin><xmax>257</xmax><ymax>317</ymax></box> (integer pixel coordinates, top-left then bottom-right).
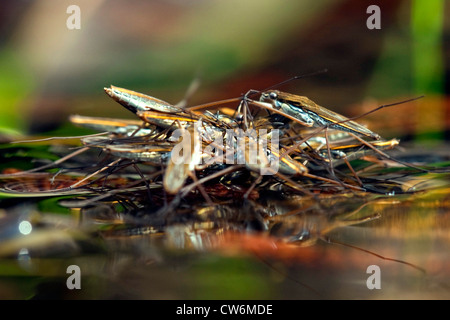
<box><xmin>0</xmin><ymin>83</ymin><xmax>440</xmax><ymax>254</ymax></box>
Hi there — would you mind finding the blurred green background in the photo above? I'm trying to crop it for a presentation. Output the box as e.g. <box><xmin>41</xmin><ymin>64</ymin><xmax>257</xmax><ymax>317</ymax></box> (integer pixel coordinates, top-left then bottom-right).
<box><xmin>0</xmin><ymin>0</ymin><xmax>448</xmax><ymax>139</ymax></box>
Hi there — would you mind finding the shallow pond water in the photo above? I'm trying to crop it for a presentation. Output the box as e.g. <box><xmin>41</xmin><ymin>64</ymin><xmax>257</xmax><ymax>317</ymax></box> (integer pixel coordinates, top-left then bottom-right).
<box><xmin>0</xmin><ymin>142</ymin><xmax>449</xmax><ymax>300</ymax></box>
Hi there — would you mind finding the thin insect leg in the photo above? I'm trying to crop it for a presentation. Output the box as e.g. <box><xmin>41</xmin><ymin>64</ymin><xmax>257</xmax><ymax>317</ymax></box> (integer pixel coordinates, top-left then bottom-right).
<box><xmin>322</xmin><ymin>128</ymin><xmax>358</xmax><ymax>189</ymax></box>
<box><xmin>248</xmin><ymin>99</ymin><xmax>314</xmax><ymax>127</ymax></box>
<box><xmin>151</xmin><ymin>124</ymin><xmax>175</xmax><ymax>141</ymax></box>
<box><xmin>277</xmin><ymin>165</ymin><xmax>361</xmax><ymax>205</ymax></box>
<box><xmin>180</xmin><ymin>165</ymin><xmax>245</xmax><ymax>198</ymax></box>
<box><xmin>276</xmin><ymin>96</ymin><xmax>425</xmax><ymax>160</ymax></box>
<box><xmin>243</xmin><ymin>99</ymin><xmax>249</xmax><ymax>130</ymax></box>
<box><xmin>160</xmin><ymin>157</ymin><xmax>169</xmax><ymax>208</ymax></box>
<box><xmin>279</xmin><ymin>127</ymin><xmax>327</xmax><ymax>160</ymax></box>
<box><xmin>70</xmin><ymin>158</ymin><xmax>123</xmax><ymax>188</ymax></box>
<box><xmin>188</xmin><ymin>171</ymin><xmax>213</xmax><ymax>205</ymax></box>
<box><xmin>323</xmin><ymin>236</ymin><xmax>426</xmax><ymax>274</ymax></box>
<box><xmin>278</xmin><ymin>133</ymin><xmax>353</xmax><ymax>190</ymax></box>
<box><xmin>262</xmin><ymin>166</ymin><xmax>317</xmax><ymax>198</ymax></box>
<box><xmin>128</xmin><ymin>124</ymin><xmax>146</xmax><ymax>138</ymax></box>
<box><xmin>302</xmin><ymin>172</ymin><xmax>365</xmax><ymax>192</ymax></box>
<box><xmin>0</xmin><ymin>146</ymin><xmax>90</xmax><ymax>178</ymax></box>
<box><xmin>10</xmin><ymin>132</ymin><xmax>109</xmax><ymax>144</ymax></box>
<box><xmin>64</xmin><ymin>178</ymin><xmax>160</xmax><ymax>208</ymax></box>
<box><xmin>355</xmin><ymin>162</ymin><xmax>383</xmax><ymax>175</ymax></box>
<box><xmin>116</xmin><ymin>197</ymin><xmax>138</xmax><ymax>212</ymax></box>
<box><xmin>296</xmin><ymin>140</ymin><xmax>319</xmax><ymax>167</ymax></box>
<box><xmin>277</xmin><ymin>127</ymin><xmax>383</xmax><ymax>189</ymax></box>
<box><xmin>348</xmin><ymin>133</ymin><xmax>429</xmax><ymax>173</ymax></box>
<box><xmin>232</xmin><ymin>100</ymin><xmax>246</xmax><ymax>128</ymax></box>
<box><xmin>155</xmin><ymin>165</ymin><xmax>245</xmax><ymax>218</ymax></box>
<box><xmin>175</xmin><ymin>77</ymin><xmax>201</xmax><ymax>109</ymax></box>
<box><xmin>243</xmin><ymin>99</ymin><xmax>255</xmax><ymax>129</ymax></box>
<box><xmin>243</xmin><ymin>175</ymin><xmax>262</xmax><ymax>199</ymax></box>
<box><xmin>280</xmin><ymin>140</ymin><xmax>326</xmax><ymax>171</ymax></box>
<box><xmin>99</xmin><ymin>158</ymin><xmax>131</xmax><ymax>189</ymax></box>
<box><xmin>50</xmin><ymin>169</ymin><xmax>64</xmax><ymax>185</ymax></box>
<box><xmin>132</xmin><ymin>162</ymin><xmax>153</xmax><ymax>204</ymax></box>
<box><xmin>77</xmin><ymin>168</ymin><xmax>164</xmax><ymax>206</ymax></box>
<box><xmin>342</xmin><ymin>156</ymin><xmax>363</xmax><ymax>187</ymax></box>
<box><xmin>250</xmin><ymin>105</ymin><xmax>262</xmax><ymax>121</ymax></box>
<box><xmin>187</xmin><ymin>97</ymin><xmax>242</xmax><ymax>112</ymax></box>
<box><xmin>75</xmin><ymin>158</ymin><xmax>133</xmax><ymax>189</ymax></box>
<box><xmin>85</xmin><ymin>151</ymin><xmax>125</xmax><ymax>180</ymax></box>
<box><xmin>343</xmin><ymin>96</ymin><xmax>424</xmax><ymax>124</ymax></box>
<box><xmin>200</xmin><ymin>141</ymin><xmax>228</xmax><ymax>168</ymax></box>
<box><xmin>324</xmin><ymin>128</ymin><xmax>335</xmax><ymax>176</ymax></box>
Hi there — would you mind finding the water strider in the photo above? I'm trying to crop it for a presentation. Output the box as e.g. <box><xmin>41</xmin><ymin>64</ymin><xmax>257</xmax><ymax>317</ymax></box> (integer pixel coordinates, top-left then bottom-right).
<box><xmin>0</xmin><ymin>81</ymin><xmax>448</xmax><ymax>299</ymax></box>
<box><xmin>258</xmin><ymin>90</ymin><xmax>381</xmax><ymax>140</ymax></box>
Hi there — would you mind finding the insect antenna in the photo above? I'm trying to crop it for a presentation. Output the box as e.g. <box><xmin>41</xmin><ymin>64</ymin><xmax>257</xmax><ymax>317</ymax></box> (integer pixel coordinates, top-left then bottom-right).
<box><xmin>258</xmin><ymin>68</ymin><xmax>329</xmax><ymax>93</ymax></box>
<box><xmin>187</xmin><ymin>69</ymin><xmax>328</xmax><ymax>112</ymax></box>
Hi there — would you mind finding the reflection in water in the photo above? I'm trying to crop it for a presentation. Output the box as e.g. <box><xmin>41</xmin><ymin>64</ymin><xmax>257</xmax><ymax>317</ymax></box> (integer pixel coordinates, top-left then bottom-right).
<box><xmin>0</xmin><ymin>148</ymin><xmax>449</xmax><ymax>299</ymax></box>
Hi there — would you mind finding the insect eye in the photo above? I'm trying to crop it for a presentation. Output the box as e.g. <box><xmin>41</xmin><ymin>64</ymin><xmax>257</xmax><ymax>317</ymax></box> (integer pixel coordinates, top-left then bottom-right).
<box><xmin>269</xmin><ymin>92</ymin><xmax>277</xmax><ymax>99</ymax></box>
